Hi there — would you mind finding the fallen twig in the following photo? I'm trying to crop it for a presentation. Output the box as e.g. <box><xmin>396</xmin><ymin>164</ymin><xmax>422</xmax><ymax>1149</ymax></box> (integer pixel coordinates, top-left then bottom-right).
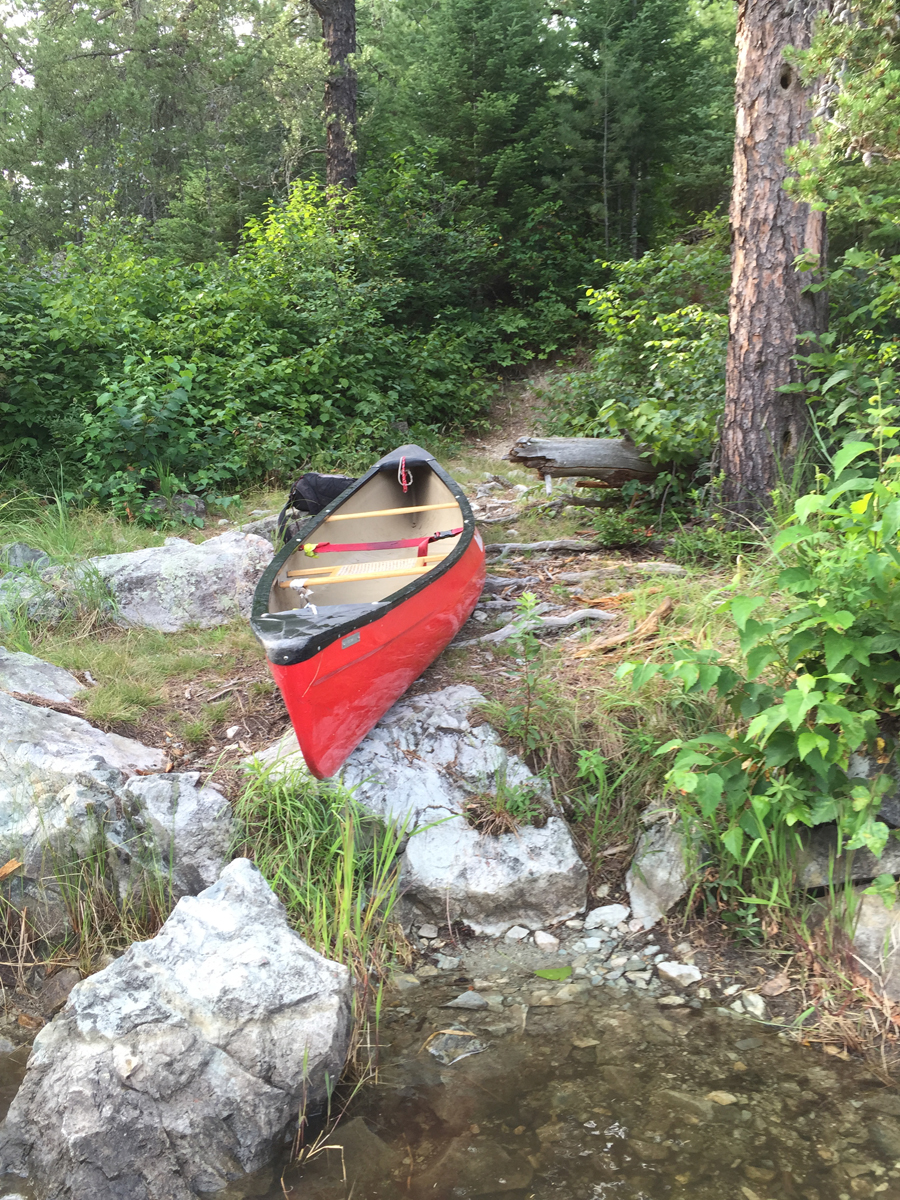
<box><xmin>573</xmin><ymin>596</ymin><xmax>675</xmax><ymax>658</ymax></box>
<box><xmin>482</xmin><ymin>574</ymin><xmax>540</xmax><ymax>593</ymax></box>
<box><xmin>454</xmin><ymin>608</ymin><xmax>616</xmax><ymax>649</ymax></box>
<box><xmin>485</xmin><ymin>539</ymin><xmax>604</xmax><ymax>559</ymax></box>
<box><xmin>556</xmin><ymin>562</ymin><xmax>686</xmax><ymax>582</ymax></box>
<box><xmin>204</xmin><ymin>678</ymin><xmax>250</xmax><ymax>701</ymax></box>
<box><xmin>6</xmin><ymin>692</ymin><xmax>84</xmax><ymax>718</ymax></box>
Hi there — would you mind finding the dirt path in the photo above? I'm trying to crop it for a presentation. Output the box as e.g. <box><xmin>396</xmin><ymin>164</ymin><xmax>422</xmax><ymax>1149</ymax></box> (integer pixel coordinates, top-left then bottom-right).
<box><xmin>466</xmin><ymin>374</ymin><xmax>551</xmax><ymax>461</ymax></box>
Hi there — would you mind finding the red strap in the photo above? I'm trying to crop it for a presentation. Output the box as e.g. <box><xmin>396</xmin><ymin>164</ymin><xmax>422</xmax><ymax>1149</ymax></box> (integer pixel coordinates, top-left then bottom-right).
<box><xmin>309</xmin><ymin>527</ymin><xmax>463</xmax><ymax>557</ymax></box>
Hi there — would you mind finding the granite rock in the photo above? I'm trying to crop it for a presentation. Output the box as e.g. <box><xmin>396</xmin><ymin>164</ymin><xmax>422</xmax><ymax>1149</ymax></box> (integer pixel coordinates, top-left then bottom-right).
<box><xmin>0</xmin><ymin>860</ymin><xmax>352</xmax><ymax>1199</ymax></box>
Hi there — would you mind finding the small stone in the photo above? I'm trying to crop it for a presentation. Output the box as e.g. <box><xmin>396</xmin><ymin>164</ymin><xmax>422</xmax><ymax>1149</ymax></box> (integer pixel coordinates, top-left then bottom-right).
<box><xmin>706</xmin><ymin>1091</ymin><xmax>738</xmax><ymax>1105</ymax></box>
<box><xmin>657</xmin><ymin>961</ymin><xmax>702</xmax><ymax>989</ymax></box>
<box><xmin>744</xmin><ymin>1164</ymin><xmax>777</xmax><ymax>1183</ymax></box>
<box><xmin>555</xmin><ymin>982</ymin><xmax>589</xmax><ymax>1003</ymax></box>
<box><xmin>697</xmin><ymin>987</ymin><xmax>711</xmax><ymax>1000</ymax></box>
<box><xmin>394</xmin><ymin>974</ymin><xmax>421</xmax><ymax>992</ymax></box>
<box><xmin>565</xmin><ymin>919</ymin><xmax>584</xmax><ymax>930</ymax></box>
<box><xmin>505</xmin><ymin>925</ymin><xmax>529</xmax><ymax>941</ymax></box>
<box><xmin>443</xmin><ymin>992</ymin><xmax>488</xmax><ymax>1010</ymax></box>
<box><xmin>741</xmin><ymin>991</ymin><xmax>767</xmax><ymax>1019</ymax></box>
<box><xmin>625</xmin><ymin>970</ymin><xmax>653</xmax><ymax>984</ymax></box>
<box><xmin>722</xmin><ymin>983</ymin><xmax>742</xmax><ymax>996</ymax></box>
<box><xmin>418</xmin><ymin>924</ymin><xmax>439</xmax><ymax>939</ymax></box>
<box><xmin>534</xmin><ymin>930</ymin><xmax>559</xmax><ymax>951</ymax></box>
<box><xmin>658</xmin><ymin>995</ymin><xmax>686</xmax><ymax>1007</ymax></box>
<box><xmin>583</xmin><ymin>937</ymin><xmax>603</xmax><ymax>951</ymax></box>
<box><xmin>435</xmin><ymin>954</ymin><xmax>461</xmax><ymax>970</ymax></box>
<box><xmin>417</xmin><ymin>965</ymin><xmax>440</xmax><ymax>979</ymax></box>
<box><xmin>571</xmin><ymin>940</ymin><xmax>587</xmax><ymax>953</ymax></box>
<box><xmin>584</xmin><ymin>904</ymin><xmax>630</xmax><ymax>930</ymax></box>
<box><xmin>38</xmin><ymin>968</ymin><xmax>81</xmax><ymax>1015</ymax></box>
<box><xmin>225</xmin><ymin>725</ymin><xmax>241</xmax><ymax>740</ymax></box>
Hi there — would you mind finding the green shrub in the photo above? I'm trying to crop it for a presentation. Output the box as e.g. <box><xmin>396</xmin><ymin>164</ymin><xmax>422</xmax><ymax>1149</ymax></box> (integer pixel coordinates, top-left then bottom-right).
<box><xmin>622</xmin><ymin>406</ymin><xmax>900</xmax><ymax>897</ymax></box>
<box><xmin>540</xmin><ymin>221</ymin><xmax>729</xmax><ymax>469</ymax></box>
<box><xmin>1</xmin><ymin>181</ymin><xmax>502</xmax><ymax>509</ymax></box>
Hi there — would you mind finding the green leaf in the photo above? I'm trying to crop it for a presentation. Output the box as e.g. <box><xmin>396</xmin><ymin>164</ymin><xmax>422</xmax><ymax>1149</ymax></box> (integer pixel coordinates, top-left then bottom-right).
<box><xmin>821</xmin><ymin>368</ymin><xmax>854</xmax><ymax>394</ymax></box>
<box><xmin>731</xmin><ymin>594</ymin><xmax>764</xmax><ymax>631</ymax></box>
<box><xmin>721</xmin><ymin>825</ymin><xmax>744</xmax><ymax>861</ymax></box>
<box><xmin>832</xmin><ymin>441</ymin><xmax>875</xmax><ymax>477</ymax></box>
<box><xmin>882</xmin><ymin>498</ymin><xmax>900</xmax><ymax>544</ymax></box>
<box><xmin>534</xmin><ymin>966</ymin><xmax>572</xmax><ymax>981</ymax></box>
<box><xmin>745</xmin><ymin>645</ymin><xmax>778</xmax><ymax>679</ymax></box>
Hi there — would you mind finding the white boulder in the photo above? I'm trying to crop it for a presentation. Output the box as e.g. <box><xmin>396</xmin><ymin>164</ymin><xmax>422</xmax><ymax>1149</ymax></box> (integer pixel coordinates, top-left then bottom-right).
<box><xmin>249</xmin><ymin>685</ymin><xmax>589</xmax><ymax>936</ymax></box>
<box><xmin>0</xmin><ymin>690</ymin><xmax>231</xmax><ymax>930</ymax></box>
<box><xmin>626</xmin><ymin>820</ymin><xmax>690</xmax><ymax>929</ymax></box>
<box><xmin>0</xmin><ymin>859</ymin><xmax>352</xmax><ymax>1199</ymax></box>
<box><xmin>84</xmin><ymin>531</ymin><xmax>274</xmax><ymax>632</ymax></box>
<box><xmin>0</xmin><ymin>647</ymin><xmax>84</xmax><ymax>704</ymax></box>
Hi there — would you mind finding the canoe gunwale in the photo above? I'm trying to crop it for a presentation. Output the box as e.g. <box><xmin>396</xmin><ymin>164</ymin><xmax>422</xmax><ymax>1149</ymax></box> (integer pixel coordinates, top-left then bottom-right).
<box><xmin>250</xmin><ymin>445</ymin><xmax>477</xmax><ymax>668</ymax></box>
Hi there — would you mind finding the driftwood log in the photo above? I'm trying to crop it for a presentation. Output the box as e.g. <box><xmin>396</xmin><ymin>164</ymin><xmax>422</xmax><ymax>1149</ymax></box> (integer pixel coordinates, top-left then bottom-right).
<box><xmin>508</xmin><ymin>437</ymin><xmax>658</xmax><ymax>486</ymax></box>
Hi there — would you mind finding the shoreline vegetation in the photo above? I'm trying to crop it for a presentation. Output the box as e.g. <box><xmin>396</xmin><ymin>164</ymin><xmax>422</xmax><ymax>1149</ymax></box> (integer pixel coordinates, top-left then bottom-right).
<box><xmin>2</xmin><ymin>432</ymin><xmax>900</xmax><ymax>1093</ymax></box>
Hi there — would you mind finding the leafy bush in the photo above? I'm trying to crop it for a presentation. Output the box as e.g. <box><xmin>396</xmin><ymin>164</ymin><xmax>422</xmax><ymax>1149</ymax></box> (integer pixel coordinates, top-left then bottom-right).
<box><xmin>622</xmin><ymin>409</ymin><xmax>900</xmax><ymax>894</ymax></box>
<box><xmin>1</xmin><ymin>181</ymin><xmax>505</xmax><ymax>509</ymax></box>
<box><xmin>539</xmin><ymin>222</ymin><xmax>729</xmax><ymax>468</ymax></box>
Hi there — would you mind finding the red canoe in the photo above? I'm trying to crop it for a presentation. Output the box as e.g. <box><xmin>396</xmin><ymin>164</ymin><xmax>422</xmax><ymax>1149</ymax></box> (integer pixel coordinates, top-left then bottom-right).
<box><xmin>251</xmin><ymin>445</ymin><xmax>486</xmax><ymax>778</ymax></box>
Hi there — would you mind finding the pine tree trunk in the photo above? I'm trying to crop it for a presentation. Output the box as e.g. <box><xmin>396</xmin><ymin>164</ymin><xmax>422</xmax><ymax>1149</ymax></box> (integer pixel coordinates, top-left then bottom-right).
<box><xmin>720</xmin><ymin>0</ymin><xmax>828</xmax><ymax>516</ymax></box>
<box><xmin>310</xmin><ymin>0</ymin><xmax>357</xmax><ymax>190</ymax></box>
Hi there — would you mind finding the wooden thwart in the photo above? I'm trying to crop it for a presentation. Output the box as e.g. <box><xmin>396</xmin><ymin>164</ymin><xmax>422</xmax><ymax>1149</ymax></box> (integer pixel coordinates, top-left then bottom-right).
<box><xmin>286</xmin><ymin>553</ymin><xmax>447</xmax><ymax>578</ymax></box>
<box><xmin>278</xmin><ymin>558</ymin><xmax>447</xmax><ymax>589</ymax></box>
<box><xmin>324</xmin><ymin>502</ymin><xmax>460</xmax><ymax>522</ymax></box>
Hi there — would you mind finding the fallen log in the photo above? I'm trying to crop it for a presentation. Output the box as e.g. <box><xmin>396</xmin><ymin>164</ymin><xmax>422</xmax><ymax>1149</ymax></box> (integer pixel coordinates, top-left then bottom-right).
<box><xmin>508</xmin><ymin>437</ymin><xmax>658</xmax><ymax>486</ymax></box>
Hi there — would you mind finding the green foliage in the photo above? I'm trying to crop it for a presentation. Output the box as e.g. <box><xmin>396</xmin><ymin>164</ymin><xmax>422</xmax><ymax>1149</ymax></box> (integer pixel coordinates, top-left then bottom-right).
<box><xmin>540</xmin><ymin>224</ymin><xmax>729</xmax><ymax>468</ymax></box>
<box><xmin>788</xmin><ymin>0</ymin><xmax>900</xmax><ymax>251</ymax></box>
<box><xmin>363</xmin><ymin>0</ymin><xmax>735</xmax><ymax>275</ymax></box>
<box><xmin>463</xmin><ymin>768</ymin><xmax>547</xmax><ymax>834</ymax></box>
<box><xmin>0</xmin><ymin>184</ymin><xmax>495</xmax><ymax>506</ymax></box>
<box><xmin>668</xmin><ymin>519</ymin><xmax>756</xmax><ymax>567</ymax></box>
<box><xmin>0</xmin><ymin>0</ymin><xmax>324</xmax><ymax>256</ymax></box>
<box><xmin>621</xmin><ymin>406</ymin><xmax>900</xmax><ymax>894</ymax></box>
<box><xmin>482</xmin><ymin>591</ymin><xmax>556</xmax><ymax>755</ymax></box>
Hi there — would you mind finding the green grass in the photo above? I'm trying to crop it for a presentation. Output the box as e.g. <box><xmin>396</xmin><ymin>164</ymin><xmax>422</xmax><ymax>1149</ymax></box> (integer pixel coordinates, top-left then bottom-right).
<box><xmin>233</xmin><ymin>765</ymin><xmax>408</xmax><ymax>984</ymax></box>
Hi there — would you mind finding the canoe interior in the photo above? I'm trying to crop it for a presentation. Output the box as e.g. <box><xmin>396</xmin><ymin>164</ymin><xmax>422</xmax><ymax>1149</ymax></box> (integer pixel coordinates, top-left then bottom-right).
<box><xmin>266</xmin><ymin>463</ymin><xmax>463</xmax><ymax>612</ymax></box>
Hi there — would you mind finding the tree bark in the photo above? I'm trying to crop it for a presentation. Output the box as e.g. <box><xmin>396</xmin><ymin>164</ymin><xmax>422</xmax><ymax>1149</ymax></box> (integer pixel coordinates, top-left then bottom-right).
<box><xmin>309</xmin><ymin>0</ymin><xmax>357</xmax><ymax>190</ymax></box>
<box><xmin>720</xmin><ymin>0</ymin><xmax>828</xmax><ymax>516</ymax></box>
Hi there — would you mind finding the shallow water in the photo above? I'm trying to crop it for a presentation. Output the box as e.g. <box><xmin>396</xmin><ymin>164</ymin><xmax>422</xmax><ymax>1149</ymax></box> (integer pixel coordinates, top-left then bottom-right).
<box><xmin>3</xmin><ymin>967</ymin><xmax>900</xmax><ymax>1200</ymax></box>
<box><xmin>267</xmin><ymin>973</ymin><xmax>900</xmax><ymax>1200</ymax></box>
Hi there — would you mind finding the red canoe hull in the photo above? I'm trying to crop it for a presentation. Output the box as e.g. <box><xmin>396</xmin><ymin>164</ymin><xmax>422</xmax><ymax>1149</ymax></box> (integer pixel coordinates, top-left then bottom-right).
<box><xmin>268</xmin><ymin>535</ymin><xmax>485</xmax><ymax>778</ymax></box>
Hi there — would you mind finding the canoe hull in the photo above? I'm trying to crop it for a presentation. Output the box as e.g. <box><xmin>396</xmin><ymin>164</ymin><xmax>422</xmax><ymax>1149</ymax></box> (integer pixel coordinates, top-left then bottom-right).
<box><xmin>269</xmin><ymin>535</ymin><xmax>485</xmax><ymax>778</ymax></box>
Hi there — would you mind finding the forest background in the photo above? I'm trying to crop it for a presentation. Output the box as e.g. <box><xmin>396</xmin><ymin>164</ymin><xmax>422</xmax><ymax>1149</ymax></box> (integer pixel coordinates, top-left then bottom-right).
<box><xmin>0</xmin><ymin>0</ymin><xmax>741</xmax><ymax>510</ymax></box>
